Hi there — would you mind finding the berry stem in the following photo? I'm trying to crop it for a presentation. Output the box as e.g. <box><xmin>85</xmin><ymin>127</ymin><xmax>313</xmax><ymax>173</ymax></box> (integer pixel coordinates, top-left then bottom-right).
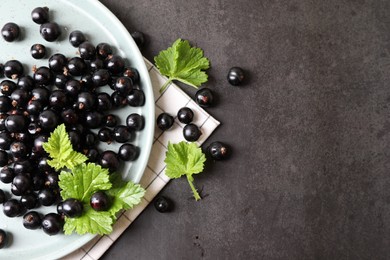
<box><xmin>186</xmin><ymin>175</ymin><xmax>201</xmax><ymax>201</ymax></box>
<box><xmin>159</xmin><ymin>78</ymin><xmax>173</xmax><ymax>93</ymax></box>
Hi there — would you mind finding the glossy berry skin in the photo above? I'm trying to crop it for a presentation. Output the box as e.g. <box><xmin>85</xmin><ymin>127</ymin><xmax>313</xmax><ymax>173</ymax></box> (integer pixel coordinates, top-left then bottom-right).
<box><xmin>41</xmin><ymin>213</ymin><xmax>64</xmax><ymax>235</ymax></box>
<box><xmin>92</xmin><ymin>69</ymin><xmax>111</xmax><ymax>87</ymax></box>
<box><xmin>20</xmin><ymin>193</ymin><xmax>39</xmax><ymax>209</ymax></box>
<box><xmin>0</xmin><ymin>229</ymin><xmax>8</xmax><ymax>249</ymax></box>
<box><xmin>208</xmin><ymin>141</ymin><xmax>230</xmax><ymax>160</ymax></box>
<box><xmin>69</xmin><ymin>30</ymin><xmax>86</xmax><ymax>47</ymax></box>
<box><xmin>12</xmin><ymin>174</ymin><xmax>32</xmax><ymax>195</ymax></box>
<box><xmin>5</xmin><ymin>114</ymin><xmax>28</xmax><ymax>133</ymax></box>
<box><xmin>4</xmin><ymin>60</ymin><xmax>23</xmax><ymax>79</ymax></box>
<box><xmin>96</xmin><ymin>43</ymin><xmax>113</xmax><ymax>59</ymax></box>
<box><xmin>113</xmin><ymin>125</ymin><xmax>132</xmax><ymax>143</ymax></box>
<box><xmin>31</xmin><ymin>44</ymin><xmax>46</xmax><ymax>59</ymax></box>
<box><xmin>31</xmin><ymin>7</ymin><xmax>49</xmax><ymax>24</ymax></box>
<box><xmin>23</xmin><ymin>211</ymin><xmax>42</xmax><ymax>230</ymax></box>
<box><xmin>195</xmin><ymin>88</ymin><xmax>213</xmax><ymax>107</ymax></box>
<box><xmin>154</xmin><ymin>196</ymin><xmax>173</xmax><ymax>213</ymax></box>
<box><xmin>183</xmin><ymin>123</ymin><xmax>202</xmax><ymax>142</ymax></box>
<box><xmin>40</xmin><ymin>22</ymin><xmax>61</xmax><ymax>42</ymax></box>
<box><xmin>157</xmin><ymin>113</ymin><xmax>174</xmax><ymax>131</ymax></box>
<box><xmin>123</xmin><ymin>67</ymin><xmax>140</xmax><ymax>83</ymax></box>
<box><xmin>1</xmin><ymin>22</ymin><xmax>20</xmax><ymax>42</ymax></box>
<box><xmin>38</xmin><ymin>188</ymin><xmax>57</xmax><ymax>206</ymax></box>
<box><xmin>34</xmin><ymin>66</ymin><xmax>53</xmax><ymax>86</ymax></box>
<box><xmin>227</xmin><ymin>67</ymin><xmax>245</xmax><ymax>86</ymax></box>
<box><xmin>126</xmin><ymin>113</ymin><xmax>144</xmax><ymax>131</ymax></box>
<box><xmin>79</xmin><ymin>41</ymin><xmax>96</xmax><ymax>60</ymax></box>
<box><xmin>105</xmin><ymin>55</ymin><xmax>125</xmax><ymax>75</ymax></box>
<box><xmin>3</xmin><ymin>199</ymin><xmax>24</xmax><ymax>217</ymax></box>
<box><xmin>67</xmin><ymin>57</ymin><xmax>87</xmax><ymax>76</ymax></box>
<box><xmin>177</xmin><ymin>107</ymin><xmax>194</xmax><ymax>124</ymax></box>
<box><xmin>62</xmin><ymin>198</ymin><xmax>84</xmax><ymax>218</ymax></box>
<box><xmin>114</xmin><ymin>76</ymin><xmax>133</xmax><ymax>95</ymax></box>
<box><xmin>118</xmin><ymin>143</ymin><xmax>139</xmax><ymax>161</ymax></box>
<box><xmin>49</xmin><ymin>53</ymin><xmax>67</xmax><ymax>73</ymax></box>
<box><xmin>99</xmin><ymin>150</ymin><xmax>120</xmax><ymax>172</ymax></box>
<box><xmin>90</xmin><ymin>191</ymin><xmax>110</xmax><ymax>211</ymax></box>
<box><xmin>126</xmin><ymin>89</ymin><xmax>145</xmax><ymax>107</ymax></box>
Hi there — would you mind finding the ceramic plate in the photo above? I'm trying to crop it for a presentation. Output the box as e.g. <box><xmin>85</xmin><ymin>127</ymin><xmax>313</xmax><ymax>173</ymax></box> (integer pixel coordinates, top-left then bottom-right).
<box><xmin>0</xmin><ymin>0</ymin><xmax>154</xmax><ymax>259</ymax></box>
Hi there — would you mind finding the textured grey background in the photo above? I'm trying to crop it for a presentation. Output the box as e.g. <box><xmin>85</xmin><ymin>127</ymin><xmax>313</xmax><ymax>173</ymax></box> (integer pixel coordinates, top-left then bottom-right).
<box><xmin>99</xmin><ymin>0</ymin><xmax>390</xmax><ymax>259</ymax></box>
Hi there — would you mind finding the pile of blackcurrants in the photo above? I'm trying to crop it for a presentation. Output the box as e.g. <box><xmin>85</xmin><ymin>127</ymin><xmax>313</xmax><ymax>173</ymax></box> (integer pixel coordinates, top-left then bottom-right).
<box><xmin>0</xmin><ymin>6</ymin><xmax>146</xmax><ymax>244</ymax></box>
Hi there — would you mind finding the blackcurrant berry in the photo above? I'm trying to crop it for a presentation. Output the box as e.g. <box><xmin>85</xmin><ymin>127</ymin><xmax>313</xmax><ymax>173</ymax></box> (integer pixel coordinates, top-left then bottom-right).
<box><xmin>61</xmin><ymin>198</ymin><xmax>84</xmax><ymax>218</ymax></box>
<box><xmin>90</xmin><ymin>191</ymin><xmax>110</xmax><ymax>211</ymax></box>
<box><xmin>126</xmin><ymin>113</ymin><xmax>144</xmax><ymax>131</ymax></box>
<box><xmin>96</xmin><ymin>43</ymin><xmax>113</xmax><ymax>59</ymax></box>
<box><xmin>118</xmin><ymin>143</ymin><xmax>139</xmax><ymax>161</ymax></box>
<box><xmin>157</xmin><ymin>113</ymin><xmax>174</xmax><ymax>131</ymax></box>
<box><xmin>23</xmin><ymin>211</ymin><xmax>42</xmax><ymax>230</ymax></box>
<box><xmin>183</xmin><ymin>123</ymin><xmax>202</xmax><ymax>142</ymax></box>
<box><xmin>195</xmin><ymin>88</ymin><xmax>213</xmax><ymax>107</ymax></box>
<box><xmin>4</xmin><ymin>60</ymin><xmax>23</xmax><ymax>79</ymax></box>
<box><xmin>1</xmin><ymin>22</ymin><xmax>20</xmax><ymax>42</ymax></box>
<box><xmin>40</xmin><ymin>22</ymin><xmax>61</xmax><ymax>42</ymax></box>
<box><xmin>31</xmin><ymin>44</ymin><xmax>47</xmax><ymax>59</ymax></box>
<box><xmin>41</xmin><ymin>213</ymin><xmax>63</xmax><ymax>235</ymax></box>
<box><xmin>3</xmin><ymin>199</ymin><xmax>24</xmax><ymax>217</ymax></box>
<box><xmin>177</xmin><ymin>107</ymin><xmax>194</xmax><ymax>124</ymax></box>
<box><xmin>79</xmin><ymin>41</ymin><xmax>96</xmax><ymax>60</ymax></box>
<box><xmin>154</xmin><ymin>196</ymin><xmax>173</xmax><ymax>213</ymax></box>
<box><xmin>208</xmin><ymin>141</ymin><xmax>231</xmax><ymax>160</ymax></box>
<box><xmin>69</xmin><ymin>30</ymin><xmax>86</xmax><ymax>47</ymax></box>
<box><xmin>31</xmin><ymin>7</ymin><xmax>49</xmax><ymax>24</ymax></box>
<box><xmin>99</xmin><ymin>150</ymin><xmax>120</xmax><ymax>172</ymax></box>
<box><xmin>227</xmin><ymin>67</ymin><xmax>245</xmax><ymax>86</ymax></box>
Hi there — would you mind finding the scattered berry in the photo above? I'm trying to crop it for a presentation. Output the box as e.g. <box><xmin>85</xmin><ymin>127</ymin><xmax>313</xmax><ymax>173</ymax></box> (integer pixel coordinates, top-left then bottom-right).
<box><xmin>195</xmin><ymin>88</ymin><xmax>213</xmax><ymax>107</ymax></box>
<box><xmin>23</xmin><ymin>211</ymin><xmax>42</xmax><ymax>229</ymax></box>
<box><xmin>90</xmin><ymin>191</ymin><xmax>110</xmax><ymax>211</ymax></box>
<box><xmin>1</xmin><ymin>22</ymin><xmax>20</xmax><ymax>42</ymax></box>
<box><xmin>227</xmin><ymin>67</ymin><xmax>245</xmax><ymax>86</ymax></box>
<box><xmin>31</xmin><ymin>7</ymin><xmax>49</xmax><ymax>24</ymax></box>
<box><xmin>157</xmin><ymin>113</ymin><xmax>174</xmax><ymax>131</ymax></box>
<box><xmin>208</xmin><ymin>141</ymin><xmax>230</xmax><ymax>160</ymax></box>
<box><xmin>41</xmin><ymin>213</ymin><xmax>64</xmax><ymax>235</ymax></box>
<box><xmin>154</xmin><ymin>196</ymin><xmax>173</xmax><ymax>213</ymax></box>
<box><xmin>31</xmin><ymin>43</ymin><xmax>47</xmax><ymax>59</ymax></box>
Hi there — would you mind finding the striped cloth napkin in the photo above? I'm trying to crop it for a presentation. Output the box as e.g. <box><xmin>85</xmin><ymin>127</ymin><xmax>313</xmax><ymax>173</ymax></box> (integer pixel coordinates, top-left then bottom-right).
<box><xmin>61</xmin><ymin>58</ymin><xmax>220</xmax><ymax>259</ymax></box>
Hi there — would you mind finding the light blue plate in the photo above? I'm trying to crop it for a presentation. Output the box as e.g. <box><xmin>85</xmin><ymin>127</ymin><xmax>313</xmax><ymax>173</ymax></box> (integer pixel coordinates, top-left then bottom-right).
<box><xmin>0</xmin><ymin>0</ymin><xmax>154</xmax><ymax>259</ymax></box>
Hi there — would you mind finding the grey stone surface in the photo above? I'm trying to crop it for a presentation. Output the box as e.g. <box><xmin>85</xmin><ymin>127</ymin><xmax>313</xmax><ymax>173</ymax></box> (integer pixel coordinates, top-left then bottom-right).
<box><xmin>99</xmin><ymin>0</ymin><xmax>390</xmax><ymax>259</ymax></box>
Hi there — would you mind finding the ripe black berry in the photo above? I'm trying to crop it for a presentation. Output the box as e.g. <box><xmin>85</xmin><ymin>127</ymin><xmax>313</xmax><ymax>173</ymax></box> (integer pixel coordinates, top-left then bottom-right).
<box><xmin>4</xmin><ymin>60</ymin><xmax>23</xmax><ymax>79</ymax></box>
<box><xmin>154</xmin><ymin>196</ymin><xmax>173</xmax><ymax>213</ymax></box>
<box><xmin>69</xmin><ymin>30</ymin><xmax>86</xmax><ymax>47</ymax></box>
<box><xmin>157</xmin><ymin>113</ymin><xmax>174</xmax><ymax>131</ymax></box>
<box><xmin>126</xmin><ymin>113</ymin><xmax>144</xmax><ymax>131</ymax></box>
<box><xmin>227</xmin><ymin>67</ymin><xmax>245</xmax><ymax>86</ymax></box>
<box><xmin>41</xmin><ymin>213</ymin><xmax>63</xmax><ymax>235</ymax></box>
<box><xmin>183</xmin><ymin>123</ymin><xmax>202</xmax><ymax>142</ymax></box>
<box><xmin>118</xmin><ymin>143</ymin><xmax>139</xmax><ymax>161</ymax></box>
<box><xmin>195</xmin><ymin>88</ymin><xmax>213</xmax><ymax>107</ymax></box>
<box><xmin>1</xmin><ymin>22</ymin><xmax>20</xmax><ymax>42</ymax></box>
<box><xmin>40</xmin><ymin>22</ymin><xmax>61</xmax><ymax>42</ymax></box>
<box><xmin>31</xmin><ymin>44</ymin><xmax>47</xmax><ymax>59</ymax></box>
<box><xmin>79</xmin><ymin>41</ymin><xmax>96</xmax><ymax>60</ymax></box>
<box><xmin>31</xmin><ymin>7</ymin><xmax>49</xmax><ymax>24</ymax></box>
<box><xmin>90</xmin><ymin>191</ymin><xmax>110</xmax><ymax>211</ymax></box>
<box><xmin>3</xmin><ymin>199</ymin><xmax>24</xmax><ymax>217</ymax></box>
<box><xmin>208</xmin><ymin>141</ymin><xmax>231</xmax><ymax>160</ymax></box>
<box><xmin>99</xmin><ymin>150</ymin><xmax>120</xmax><ymax>172</ymax></box>
<box><xmin>177</xmin><ymin>107</ymin><xmax>194</xmax><ymax>124</ymax></box>
<box><xmin>61</xmin><ymin>198</ymin><xmax>84</xmax><ymax>218</ymax></box>
<box><xmin>23</xmin><ymin>211</ymin><xmax>42</xmax><ymax>230</ymax></box>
